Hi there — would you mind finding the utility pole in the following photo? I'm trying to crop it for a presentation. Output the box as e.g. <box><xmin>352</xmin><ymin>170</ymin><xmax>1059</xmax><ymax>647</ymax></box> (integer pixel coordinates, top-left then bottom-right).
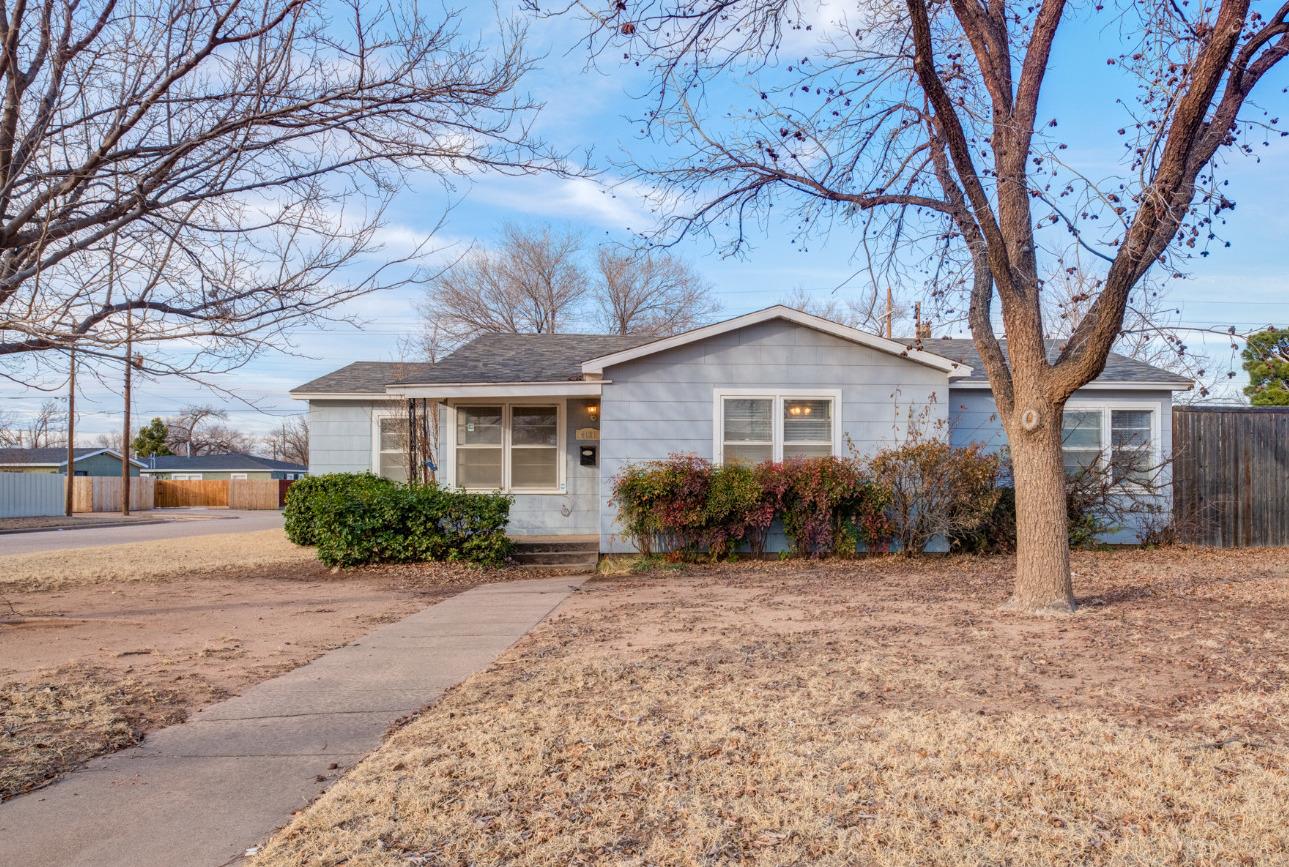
<box><xmin>64</xmin><ymin>348</ymin><xmax>76</xmax><ymax>516</ymax></box>
<box><xmin>121</xmin><ymin>316</ymin><xmax>135</xmax><ymax>515</ymax></box>
<box><xmin>885</xmin><ymin>286</ymin><xmax>893</xmax><ymax>338</ymax></box>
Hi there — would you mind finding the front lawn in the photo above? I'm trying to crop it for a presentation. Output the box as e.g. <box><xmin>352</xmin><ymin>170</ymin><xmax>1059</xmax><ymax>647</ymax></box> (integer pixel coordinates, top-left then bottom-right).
<box><xmin>254</xmin><ymin>547</ymin><xmax>1289</xmax><ymax>865</ymax></box>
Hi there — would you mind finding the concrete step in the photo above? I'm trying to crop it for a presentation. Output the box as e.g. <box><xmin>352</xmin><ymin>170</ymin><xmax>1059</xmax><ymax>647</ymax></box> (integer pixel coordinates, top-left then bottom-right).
<box><xmin>510</xmin><ymin>539</ymin><xmax>599</xmax><ymax>554</ymax></box>
<box><xmin>511</xmin><ymin>549</ymin><xmax>599</xmax><ymax>568</ymax></box>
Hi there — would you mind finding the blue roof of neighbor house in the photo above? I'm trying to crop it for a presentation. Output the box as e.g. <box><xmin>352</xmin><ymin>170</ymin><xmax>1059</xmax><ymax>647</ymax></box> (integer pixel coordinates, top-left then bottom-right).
<box><xmin>141</xmin><ymin>453</ymin><xmax>307</xmax><ymax>473</ymax></box>
<box><xmin>0</xmin><ymin>447</ymin><xmax>143</xmax><ymax>467</ymax></box>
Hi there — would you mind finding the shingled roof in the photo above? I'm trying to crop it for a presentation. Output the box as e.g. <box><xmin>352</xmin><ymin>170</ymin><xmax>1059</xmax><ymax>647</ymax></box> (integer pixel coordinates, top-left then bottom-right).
<box><xmin>140</xmin><ymin>453</ymin><xmax>307</xmax><ymax>473</ymax></box>
<box><xmin>293</xmin><ymin>327</ymin><xmax>1190</xmax><ymax>396</ymax></box>
<box><xmin>0</xmin><ymin>447</ymin><xmax>139</xmax><ymax>466</ymax></box>
<box><xmin>292</xmin><ymin>334</ymin><xmax>652</xmax><ymax>395</ymax></box>
<box><xmin>895</xmin><ymin>338</ymin><xmax>1193</xmax><ymax>386</ymax></box>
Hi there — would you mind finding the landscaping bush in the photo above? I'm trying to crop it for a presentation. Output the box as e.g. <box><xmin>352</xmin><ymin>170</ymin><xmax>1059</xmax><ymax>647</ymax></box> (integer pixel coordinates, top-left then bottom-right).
<box><xmin>779</xmin><ymin>457</ymin><xmax>890</xmax><ymax>557</ymax></box>
<box><xmin>870</xmin><ymin>440</ymin><xmax>1003</xmax><ymax>556</ymax></box>
<box><xmin>952</xmin><ymin>456</ymin><xmax>1170</xmax><ymax>554</ymax></box>
<box><xmin>611</xmin><ymin>454</ymin><xmax>711</xmax><ymax>558</ymax></box>
<box><xmin>611</xmin><ymin>454</ymin><xmax>889</xmax><ymax>560</ymax></box>
<box><xmin>283</xmin><ymin>473</ymin><xmax>396</xmax><ymax>546</ymax></box>
<box><xmin>299</xmin><ymin>475</ymin><xmax>512</xmax><ymax>568</ymax></box>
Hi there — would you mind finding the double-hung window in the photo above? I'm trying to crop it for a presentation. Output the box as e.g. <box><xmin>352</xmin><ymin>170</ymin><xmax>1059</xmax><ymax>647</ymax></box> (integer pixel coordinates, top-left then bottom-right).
<box><xmin>716</xmin><ymin>390</ymin><xmax>839</xmax><ymax>464</ymax></box>
<box><xmin>452</xmin><ymin>403</ymin><xmax>561</xmax><ymax>492</ymax></box>
<box><xmin>374</xmin><ymin>413</ymin><xmax>411</xmax><ymax>482</ymax></box>
<box><xmin>1060</xmin><ymin>404</ymin><xmax>1158</xmax><ymax>485</ymax></box>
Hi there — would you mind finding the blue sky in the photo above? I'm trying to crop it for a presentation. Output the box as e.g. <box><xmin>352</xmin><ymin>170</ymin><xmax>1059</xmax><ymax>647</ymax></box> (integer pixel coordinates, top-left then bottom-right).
<box><xmin>7</xmin><ymin>1</ymin><xmax>1287</xmax><ymax>441</ymax></box>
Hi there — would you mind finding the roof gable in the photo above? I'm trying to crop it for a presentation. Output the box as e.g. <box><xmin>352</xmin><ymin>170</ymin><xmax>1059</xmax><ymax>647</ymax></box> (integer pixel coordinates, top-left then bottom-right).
<box><xmin>580</xmin><ymin>306</ymin><xmax>972</xmax><ymax>376</ymax></box>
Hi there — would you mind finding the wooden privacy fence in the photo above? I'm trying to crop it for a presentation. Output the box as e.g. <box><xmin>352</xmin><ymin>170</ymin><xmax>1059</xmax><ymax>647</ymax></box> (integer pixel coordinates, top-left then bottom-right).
<box><xmin>72</xmin><ymin>476</ymin><xmax>155</xmax><ymax>512</ymax></box>
<box><xmin>228</xmin><ymin>479</ymin><xmax>286</xmax><ymax>510</ymax></box>
<box><xmin>156</xmin><ymin>479</ymin><xmax>228</xmax><ymax>508</ymax></box>
<box><xmin>155</xmin><ymin>478</ymin><xmax>290</xmax><ymax>509</ymax></box>
<box><xmin>1173</xmin><ymin>406</ymin><xmax>1289</xmax><ymax>547</ymax></box>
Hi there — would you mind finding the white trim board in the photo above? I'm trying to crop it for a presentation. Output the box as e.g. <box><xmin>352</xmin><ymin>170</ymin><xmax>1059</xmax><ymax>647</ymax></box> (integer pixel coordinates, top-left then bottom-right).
<box><xmin>389</xmin><ymin>382</ymin><xmax>607</xmax><ymax>399</ymax></box>
<box><xmin>581</xmin><ymin>306</ymin><xmax>973</xmax><ymax>377</ymax></box>
<box><xmin>290</xmin><ymin>392</ymin><xmax>403</xmax><ymax>401</ymax></box>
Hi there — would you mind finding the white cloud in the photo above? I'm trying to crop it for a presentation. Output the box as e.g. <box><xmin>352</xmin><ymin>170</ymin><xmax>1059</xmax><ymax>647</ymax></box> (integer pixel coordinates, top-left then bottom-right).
<box><xmin>472</xmin><ymin>175</ymin><xmax>654</xmax><ymax>230</ymax></box>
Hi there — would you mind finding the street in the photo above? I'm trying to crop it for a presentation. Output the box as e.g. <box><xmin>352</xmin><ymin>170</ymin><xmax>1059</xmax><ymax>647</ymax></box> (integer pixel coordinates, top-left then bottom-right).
<box><xmin>0</xmin><ymin>509</ymin><xmax>285</xmax><ymax>556</ymax></box>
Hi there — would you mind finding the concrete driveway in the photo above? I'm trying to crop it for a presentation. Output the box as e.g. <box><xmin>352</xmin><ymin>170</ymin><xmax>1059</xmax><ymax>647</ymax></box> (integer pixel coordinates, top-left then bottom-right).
<box><xmin>0</xmin><ymin>509</ymin><xmax>285</xmax><ymax>556</ymax></box>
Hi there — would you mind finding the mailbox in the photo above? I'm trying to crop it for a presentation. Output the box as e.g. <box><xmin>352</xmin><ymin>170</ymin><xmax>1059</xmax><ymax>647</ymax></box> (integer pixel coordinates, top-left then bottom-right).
<box><xmin>579</xmin><ymin>445</ymin><xmax>597</xmax><ymax>467</ymax></box>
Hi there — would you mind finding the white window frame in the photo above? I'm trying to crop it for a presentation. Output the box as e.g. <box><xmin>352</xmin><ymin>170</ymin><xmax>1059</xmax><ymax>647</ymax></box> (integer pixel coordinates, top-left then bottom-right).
<box><xmin>229</xmin><ymin>472</ymin><xmax>248</xmax><ymax>480</ymax></box>
<box><xmin>171</xmin><ymin>473</ymin><xmax>203</xmax><ymax>481</ymax></box>
<box><xmin>713</xmin><ymin>388</ymin><xmax>842</xmax><ymax>464</ymax></box>
<box><xmin>443</xmin><ymin>400</ymin><xmax>566</xmax><ymax>495</ymax></box>
<box><xmin>371</xmin><ymin>407</ymin><xmax>412</xmax><ymax>482</ymax></box>
<box><xmin>1062</xmin><ymin>401</ymin><xmax>1162</xmax><ymax>487</ymax></box>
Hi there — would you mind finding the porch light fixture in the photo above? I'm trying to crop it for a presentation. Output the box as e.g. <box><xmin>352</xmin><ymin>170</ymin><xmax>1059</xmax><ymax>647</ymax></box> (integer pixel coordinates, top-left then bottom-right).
<box><xmin>586</xmin><ymin>402</ymin><xmax>600</xmax><ymax>421</ymax></box>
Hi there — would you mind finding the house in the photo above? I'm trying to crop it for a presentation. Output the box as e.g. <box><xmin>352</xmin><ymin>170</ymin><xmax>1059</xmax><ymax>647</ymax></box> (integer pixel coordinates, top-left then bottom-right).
<box><xmin>0</xmin><ymin>447</ymin><xmax>143</xmax><ymax>476</ymax></box>
<box><xmin>291</xmin><ymin>306</ymin><xmax>1192</xmax><ymax>551</ymax></box>
<box><xmin>139</xmin><ymin>453</ymin><xmax>308</xmax><ymax>481</ymax></box>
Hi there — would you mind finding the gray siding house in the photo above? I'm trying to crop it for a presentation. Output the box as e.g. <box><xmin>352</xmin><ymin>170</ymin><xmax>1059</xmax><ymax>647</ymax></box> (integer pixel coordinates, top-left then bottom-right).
<box><xmin>292</xmin><ymin>306</ymin><xmax>1191</xmax><ymax>551</ymax></box>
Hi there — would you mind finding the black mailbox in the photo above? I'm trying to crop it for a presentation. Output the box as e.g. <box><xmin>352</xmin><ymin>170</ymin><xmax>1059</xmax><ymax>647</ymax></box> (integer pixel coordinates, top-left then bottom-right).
<box><xmin>579</xmin><ymin>445</ymin><xmax>597</xmax><ymax>467</ymax></box>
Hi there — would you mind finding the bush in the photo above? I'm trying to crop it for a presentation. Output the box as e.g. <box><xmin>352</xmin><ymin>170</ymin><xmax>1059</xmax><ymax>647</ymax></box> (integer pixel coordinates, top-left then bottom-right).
<box><xmin>952</xmin><ymin>455</ymin><xmax>1168</xmax><ymax>554</ymax></box>
<box><xmin>610</xmin><ymin>454</ymin><xmax>710</xmax><ymax>558</ymax></box>
<box><xmin>284</xmin><ymin>473</ymin><xmax>396</xmax><ymax>546</ymax></box>
<box><xmin>611</xmin><ymin>454</ymin><xmax>889</xmax><ymax>560</ymax></box>
<box><xmin>779</xmin><ymin>457</ymin><xmax>890</xmax><ymax>557</ymax></box>
<box><xmin>293</xmin><ymin>474</ymin><xmax>512</xmax><ymax>568</ymax></box>
<box><xmin>870</xmin><ymin>440</ymin><xmax>1002</xmax><ymax>555</ymax></box>
<box><xmin>703</xmin><ymin>462</ymin><xmax>766</xmax><ymax>560</ymax></box>
<box><xmin>951</xmin><ymin>484</ymin><xmax>1017</xmax><ymax>554</ymax></box>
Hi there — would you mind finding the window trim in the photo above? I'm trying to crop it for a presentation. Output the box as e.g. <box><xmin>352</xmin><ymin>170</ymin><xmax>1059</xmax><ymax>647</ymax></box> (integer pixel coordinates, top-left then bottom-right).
<box><xmin>229</xmin><ymin>472</ymin><xmax>249</xmax><ymax>480</ymax></box>
<box><xmin>371</xmin><ymin>407</ymin><xmax>413</xmax><ymax>483</ymax></box>
<box><xmin>1062</xmin><ymin>400</ymin><xmax>1162</xmax><ymax>487</ymax></box>
<box><xmin>713</xmin><ymin>388</ymin><xmax>842</xmax><ymax>464</ymax></box>
<box><xmin>443</xmin><ymin>400</ymin><xmax>566</xmax><ymax>495</ymax></box>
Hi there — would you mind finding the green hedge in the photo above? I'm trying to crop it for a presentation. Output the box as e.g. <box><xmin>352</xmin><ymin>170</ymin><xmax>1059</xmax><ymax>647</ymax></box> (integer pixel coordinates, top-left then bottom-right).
<box><xmin>284</xmin><ymin>473</ymin><xmax>396</xmax><ymax>546</ymax></box>
<box><xmin>286</xmin><ymin>473</ymin><xmax>512</xmax><ymax>568</ymax></box>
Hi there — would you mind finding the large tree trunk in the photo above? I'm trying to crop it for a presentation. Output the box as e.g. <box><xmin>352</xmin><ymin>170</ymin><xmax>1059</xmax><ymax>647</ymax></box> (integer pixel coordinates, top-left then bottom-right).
<box><xmin>1005</xmin><ymin>403</ymin><xmax>1076</xmax><ymax>613</ymax></box>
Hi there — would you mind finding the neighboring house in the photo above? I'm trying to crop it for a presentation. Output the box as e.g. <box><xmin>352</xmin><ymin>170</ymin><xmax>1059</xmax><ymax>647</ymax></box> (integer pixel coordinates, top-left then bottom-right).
<box><xmin>0</xmin><ymin>447</ymin><xmax>143</xmax><ymax>476</ymax></box>
<box><xmin>139</xmin><ymin>453</ymin><xmax>308</xmax><ymax>481</ymax></box>
<box><xmin>291</xmin><ymin>306</ymin><xmax>1192</xmax><ymax>551</ymax></box>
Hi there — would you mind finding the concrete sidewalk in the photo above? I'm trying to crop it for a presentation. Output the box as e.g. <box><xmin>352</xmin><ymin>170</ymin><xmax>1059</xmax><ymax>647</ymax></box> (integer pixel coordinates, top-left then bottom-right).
<box><xmin>0</xmin><ymin>575</ymin><xmax>586</xmax><ymax>867</ymax></box>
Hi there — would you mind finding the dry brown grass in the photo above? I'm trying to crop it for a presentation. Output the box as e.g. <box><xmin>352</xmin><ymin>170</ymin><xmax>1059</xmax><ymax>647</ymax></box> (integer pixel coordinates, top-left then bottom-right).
<box><xmin>0</xmin><ymin>666</ymin><xmax>187</xmax><ymax>800</ymax></box>
<box><xmin>254</xmin><ymin>547</ymin><xmax>1289</xmax><ymax>866</ymax></box>
<box><xmin>0</xmin><ymin>528</ymin><xmax>313</xmax><ymax>591</ymax></box>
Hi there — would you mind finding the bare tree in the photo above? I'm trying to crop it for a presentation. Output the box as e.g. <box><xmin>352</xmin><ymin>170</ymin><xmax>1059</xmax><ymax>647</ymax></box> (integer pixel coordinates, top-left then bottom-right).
<box><xmin>0</xmin><ymin>399</ymin><xmax>67</xmax><ymax>447</ymax></box>
<box><xmin>1043</xmin><ymin>263</ymin><xmax>1226</xmax><ymax>401</ymax></box>
<box><xmin>262</xmin><ymin>417</ymin><xmax>309</xmax><ymax>466</ymax></box>
<box><xmin>165</xmin><ymin>405</ymin><xmax>253</xmax><ymax>456</ymax></box>
<box><xmin>780</xmin><ymin>287</ymin><xmax>900</xmax><ymax>334</ymax></box>
<box><xmin>549</xmin><ymin>0</ymin><xmax>1289</xmax><ymax>612</ymax></box>
<box><xmin>422</xmin><ymin>224</ymin><xmax>719</xmax><ymax>347</ymax></box>
<box><xmin>594</xmin><ymin>249</ymin><xmax>719</xmax><ymax>335</ymax></box>
<box><xmin>422</xmin><ymin>224</ymin><xmax>588</xmax><ymax>347</ymax></box>
<box><xmin>0</xmin><ymin>0</ymin><xmax>565</xmax><ymax>373</ymax></box>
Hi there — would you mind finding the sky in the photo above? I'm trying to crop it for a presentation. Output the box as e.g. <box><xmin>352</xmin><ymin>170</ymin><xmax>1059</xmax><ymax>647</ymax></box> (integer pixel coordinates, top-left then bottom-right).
<box><xmin>5</xmin><ymin>1</ymin><xmax>1287</xmax><ymax>443</ymax></box>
